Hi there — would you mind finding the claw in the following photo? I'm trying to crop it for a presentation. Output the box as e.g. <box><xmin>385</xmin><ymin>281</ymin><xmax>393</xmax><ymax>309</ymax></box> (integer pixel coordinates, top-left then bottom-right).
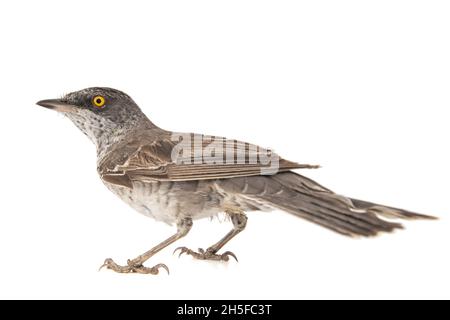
<box><xmin>173</xmin><ymin>247</ymin><xmax>181</xmax><ymax>256</ymax></box>
<box><xmin>173</xmin><ymin>246</ymin><xmax>189</xmax><ymax>258</ymax></box>
<box><xmin>222</xmin><ymin>251</ymin><xmax>239</xmax><ymax>262</ymax></box>
<box><xmin>99</xmin><ymin>258</ymin><xmax>114</xmax><ymax>271</ymax></box>
<box><xmin>153</xmin><ymin>263</ymin><xmax>170</xmax><ymax>275</ymax></box>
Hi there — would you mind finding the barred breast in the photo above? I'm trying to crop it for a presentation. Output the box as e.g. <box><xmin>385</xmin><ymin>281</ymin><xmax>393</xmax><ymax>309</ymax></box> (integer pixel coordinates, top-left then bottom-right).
<box><xmin>102</xmin><ymin>178</ymin><xmax>273</xmax><ymax>225</ymax></box>
<box><xmin>105</xmin><ymin>180</ymin><xmax>208</xmax><ymax>224</ymax></box>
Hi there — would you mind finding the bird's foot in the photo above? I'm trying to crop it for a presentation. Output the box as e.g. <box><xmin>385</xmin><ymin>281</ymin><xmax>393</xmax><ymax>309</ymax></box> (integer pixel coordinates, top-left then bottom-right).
<box><xmin>99</xmin><ymin>258</ymin><xmax>169</xmax><ymax>275</ymax></box>
<box><xmin>174</xmin><ymin>247</ymin><xmax>238</xmax><ymax>262</ymax></box>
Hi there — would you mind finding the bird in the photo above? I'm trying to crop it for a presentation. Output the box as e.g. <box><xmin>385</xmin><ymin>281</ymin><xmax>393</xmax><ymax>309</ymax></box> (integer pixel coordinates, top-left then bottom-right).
<box><xmin>37</xmin><ymin>87</ymin><xmax>435</xmax><ymax>275</ymax></box>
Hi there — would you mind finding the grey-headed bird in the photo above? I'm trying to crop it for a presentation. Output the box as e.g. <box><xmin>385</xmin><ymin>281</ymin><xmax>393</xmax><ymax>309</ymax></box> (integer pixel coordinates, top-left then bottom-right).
<box><xmin>37</xmin><ymin>87</ymin><xmax>435</xmax><ymax>275</ymax></box>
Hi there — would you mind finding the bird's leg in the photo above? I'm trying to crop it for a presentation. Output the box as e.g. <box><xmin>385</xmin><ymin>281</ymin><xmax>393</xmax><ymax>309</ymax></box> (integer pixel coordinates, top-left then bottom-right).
<box><xmin>100</xmin><ymin>217</ymin><xmax>193</xmax><ymax>274</ymax></box>
<box><xmin>175</xmin><ymin>211</ymin><xmax>247</xmax><ymax>262</ymax></box>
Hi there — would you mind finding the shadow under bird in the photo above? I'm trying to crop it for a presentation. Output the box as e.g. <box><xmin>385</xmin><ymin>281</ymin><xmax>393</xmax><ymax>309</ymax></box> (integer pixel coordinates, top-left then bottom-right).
<box><xmin>37</xmin><ymin>87</ymin><xmax>435</xmax><ymax>274</ymax></box>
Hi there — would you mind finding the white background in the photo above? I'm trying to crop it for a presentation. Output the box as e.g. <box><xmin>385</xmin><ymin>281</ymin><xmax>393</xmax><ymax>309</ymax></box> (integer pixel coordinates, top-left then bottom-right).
<box><xmin>0</xmin><ymin>1</ymin><xmax>448</xmax><ymax>300</ymax></box>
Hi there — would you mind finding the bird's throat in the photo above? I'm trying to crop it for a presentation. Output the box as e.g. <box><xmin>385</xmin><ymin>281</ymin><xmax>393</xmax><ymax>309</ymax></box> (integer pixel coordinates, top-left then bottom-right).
<box><xmin>64</xmin><ymin>112</ymin><xmax>146</xmax><ymax>159</ymax></box>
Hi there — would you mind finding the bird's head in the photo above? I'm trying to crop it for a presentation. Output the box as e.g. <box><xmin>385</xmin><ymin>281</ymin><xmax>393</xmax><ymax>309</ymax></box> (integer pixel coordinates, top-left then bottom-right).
<box><xmin>37</xmin><ymin>87</ymin><xmax>153</xmax><ymax>150</ymax></box>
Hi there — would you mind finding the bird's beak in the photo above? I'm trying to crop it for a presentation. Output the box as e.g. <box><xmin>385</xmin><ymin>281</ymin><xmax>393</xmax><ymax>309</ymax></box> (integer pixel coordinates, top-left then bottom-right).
<box><xmin>36</xmin><ymin>99</ymin><xmax>78</xmax><ymax>114</ymax></box>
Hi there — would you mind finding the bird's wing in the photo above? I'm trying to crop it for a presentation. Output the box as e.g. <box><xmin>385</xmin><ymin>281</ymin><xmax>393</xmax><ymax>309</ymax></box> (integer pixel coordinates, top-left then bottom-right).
<box><xmin>98</xmin><ymin>132</ymin><xmax>318</xmax><ymax>188</ymax></box>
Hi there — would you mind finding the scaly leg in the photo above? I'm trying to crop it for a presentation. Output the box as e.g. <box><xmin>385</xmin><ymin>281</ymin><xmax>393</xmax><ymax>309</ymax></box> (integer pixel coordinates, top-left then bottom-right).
<box><xmin>175</xmin><ymin>211</ymin><xmax>247</xmax><ymax>262</ymax></box>
<box><xmin>100</xmin><ymin>217</ymin><xmax>193</xmax><ymax>274</ymax></box>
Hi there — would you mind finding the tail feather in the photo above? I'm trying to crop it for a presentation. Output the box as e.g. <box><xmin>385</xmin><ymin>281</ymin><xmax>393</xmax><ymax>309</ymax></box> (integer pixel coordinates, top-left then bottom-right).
<box><xmin>218</xmin><ymin>171</ymin><xmax>435</xmax><ymax>237</ymax></box>
<box><xmin>349</xmin><ymin>198</ymin><xmax>436</xmax><ymax>220</ymax></box>
<box><xmin>264</xmin><ymin>193</ymin><xmax>401</xmax><ymax>237</ymax></box>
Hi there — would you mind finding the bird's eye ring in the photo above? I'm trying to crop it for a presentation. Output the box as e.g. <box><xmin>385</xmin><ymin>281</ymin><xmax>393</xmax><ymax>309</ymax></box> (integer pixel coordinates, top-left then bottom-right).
<box><xmin>92</xmin><ymin>95</ymin><xmax>106</xmax><ymax>108</ymax></box>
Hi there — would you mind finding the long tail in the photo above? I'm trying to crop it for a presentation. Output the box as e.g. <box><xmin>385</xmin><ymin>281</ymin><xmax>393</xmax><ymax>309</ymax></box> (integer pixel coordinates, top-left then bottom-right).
<box><xmin>219</xmin><ymin>172</ymin><xmax>436</xmax><ymax>237</ymax></box>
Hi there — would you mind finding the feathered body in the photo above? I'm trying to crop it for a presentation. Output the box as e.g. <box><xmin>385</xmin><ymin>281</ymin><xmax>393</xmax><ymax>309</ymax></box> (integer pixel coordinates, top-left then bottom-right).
<box><xmin>37</xmin><ymin>87</ymin><xmax>436</xmax><ymax>274</ymax></box>
<box><xmin>48</xmin><ymin>87</ymin><xmax>434</xmax><ymax>238</ymax></box>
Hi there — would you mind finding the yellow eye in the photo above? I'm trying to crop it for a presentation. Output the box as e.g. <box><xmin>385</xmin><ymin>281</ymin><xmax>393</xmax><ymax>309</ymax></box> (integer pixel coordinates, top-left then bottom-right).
<box><xmin>92</xmin><ymin>95</ymin><xmax>106</xmax><ymax>108</ymax></box>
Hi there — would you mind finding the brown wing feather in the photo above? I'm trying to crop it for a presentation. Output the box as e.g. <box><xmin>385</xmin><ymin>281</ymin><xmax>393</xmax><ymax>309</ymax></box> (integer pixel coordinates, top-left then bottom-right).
<box><xmin>98</xmin><ymin>131</ymin><xmax>318</xmax><ymax>188</ymax></box>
